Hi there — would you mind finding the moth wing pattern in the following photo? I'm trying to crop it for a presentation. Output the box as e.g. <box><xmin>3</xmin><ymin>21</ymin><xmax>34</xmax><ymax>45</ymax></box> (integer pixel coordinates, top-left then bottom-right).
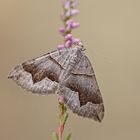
<box><xmin>62</xmin><ymin>51</ymin><xmax>104</xmax><ymax>121</ymax></box>
<box><xmin>8</xmin><ymin>64</ymin><xmax>59</xmax><ymax>94</ymax></box>
<box><xmin>8</xmin><ymin>49</ymin><xmax>71</xmax><ymax>94</ymax></box>
<box><xmin>57</xmin><ymin>85</ymin><xmax>104</xmax><ymax>122</ymax></box>
<box><xmin>71</xmin><ymin>52</ymin><xmax>93</xmax><ymax>76</ymax></box>
<box><xmin>8</xmin><ymin>45</ymin><xmax>104</xmax><ymax>122</ymax></box>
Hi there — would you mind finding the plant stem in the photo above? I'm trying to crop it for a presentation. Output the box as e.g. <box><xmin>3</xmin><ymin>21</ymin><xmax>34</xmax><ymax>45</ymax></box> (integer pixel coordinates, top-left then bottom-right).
<box><xmin>58</xmin><ymin>95</ymin><xmax>68</xmax><ymax>140</ymax></box>
<box><xmin>59</xmin><ymin>123</ymin><xmax>64</xmax><ymax>140</ymax></box>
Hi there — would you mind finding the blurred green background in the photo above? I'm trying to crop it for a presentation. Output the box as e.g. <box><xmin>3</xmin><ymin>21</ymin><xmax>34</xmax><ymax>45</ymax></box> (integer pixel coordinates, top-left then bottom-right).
<box><xmin>0</xmin><ymin>0</ymin><xmax>140</xmax><ymax>140</ymax></box>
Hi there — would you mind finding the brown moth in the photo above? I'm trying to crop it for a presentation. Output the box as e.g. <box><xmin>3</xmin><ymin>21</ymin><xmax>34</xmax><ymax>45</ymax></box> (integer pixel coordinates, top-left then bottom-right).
<box><xmin>8</xmin><ymin>43</ymin><xmax>104</xmax><ymax>122</ymax></box>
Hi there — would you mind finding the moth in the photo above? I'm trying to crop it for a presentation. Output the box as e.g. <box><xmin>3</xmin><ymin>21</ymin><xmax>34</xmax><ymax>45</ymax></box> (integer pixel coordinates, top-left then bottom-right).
<box><xmin>8</xmin><ymin>43</ymin><xmax>104</xmax><ymax>122</ymax></box>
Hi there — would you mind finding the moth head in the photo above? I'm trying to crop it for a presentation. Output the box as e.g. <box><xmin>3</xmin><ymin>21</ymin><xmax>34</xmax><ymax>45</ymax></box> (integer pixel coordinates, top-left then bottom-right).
<box><xmin>73</xmin><ymin>41</ymin><xmax>85</xmax><ymax>51</ymax></box>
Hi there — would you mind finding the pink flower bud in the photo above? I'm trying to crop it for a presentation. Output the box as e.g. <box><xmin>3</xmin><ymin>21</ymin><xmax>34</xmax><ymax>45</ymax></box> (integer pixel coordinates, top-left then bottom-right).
<box><xmin>65</xmin><ymin>34</ymin><xmax>72</xmax><ymax>41</ymax></box>
<box><xmin>57</xmin><ymin>44</ymin><xmax>65</xmax><ymax>49</ymax></box>
<box><xmin>73</xmin><ymin>38</ymin><xmax>80</xmax><ymax>44</ymax></box>
<box><xmin>65</xmin><ymin>20</ymin><xmax>72</xmax><ymax>31</ymax></box>
<box><xmin>71</xmin><ymin>9</ymin><xmax>79</xmax><ymax>16</ymax></box>
<box><xmin>64</xmin><ymin>1</ymin><xmax>71</xmax><ymax>9</ymax></box>
<box><xmin>66</xmin><ymin>20</ymin><xmax>80</xmax><ymax>30</ymax></box>
<box><xmin>71</xmin><ymin>22</ymin><xmax>80</xmax><ymax>28</ymax></box>
<box><xmin>66</xmin><ymin>19</ymin><xmax>74</xmax><ymax>25</ymax></box>
<box><xmin>59</xmin><ymin>27</ymin><xmax>65</xmax><ymax>34</ymax></box>
<box><xmin>66</xmin><ymin>19</ymin><xmax>74</xmax><ymax>31</ymax></box>
<box><xmin>58</xmin><ymin>95</ymin><xmax>64</xmax><ymax>103</ymax></box>
<box><xmin>65</xmin><ymin>40</ymin><xmax>72</xmax><ymax>47</ymax></box>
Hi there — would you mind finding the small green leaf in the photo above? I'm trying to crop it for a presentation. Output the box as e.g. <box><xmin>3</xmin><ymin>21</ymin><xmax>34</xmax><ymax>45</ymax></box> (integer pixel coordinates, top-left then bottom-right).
<box><xmin>65</xmin><ymin>133</ymin><xmax>72</xmax><ymax>140</ymax></box>
<box><xmin>52</xmin><ymin>132</ymin><xmax>59</xmax><ymax>140</ymax></box>
<box><xmin>63</xmin><ymin>112</ymin><xmax>69</xmax><ymax>124</ymax></box>
<box><xmin>64</xmin><ymin>106</ymin><xmax>67</xmax><ymax>112</ymax></box>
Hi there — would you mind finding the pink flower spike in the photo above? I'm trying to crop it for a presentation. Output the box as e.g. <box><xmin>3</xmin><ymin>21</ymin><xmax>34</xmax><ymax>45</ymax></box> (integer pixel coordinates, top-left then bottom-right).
<box><xmin>57</xmin><ymin>44</ymin><xmax>65</xmax><ymax>49</ymax></box>
<box><xmin>65</xmin><ymin>40</ymin><xmax>72</xmax><ymax>47</ymax></box>
<box><xmin>59</xmin><ymin>27</ymin><xmax>65</xmax><ymax>34</ymax></box>
<box><xmin>71</xmin><ymin>9</ymin><xmax>79</xmax><ymax>16</ymax></box>
<box><xmin>65</xmin><ymin>34</ymin><xmax>72</xmax><ymax>41</ymax></box>
<box><xmin>73</xmin><ymin>38</ymin><xmax>80</xmax><ymax>43</ymax></box>
<box><xmin>71</xmin><ymin>22</ymin><xmax>80</xmax><ymax>28</ymax></box>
